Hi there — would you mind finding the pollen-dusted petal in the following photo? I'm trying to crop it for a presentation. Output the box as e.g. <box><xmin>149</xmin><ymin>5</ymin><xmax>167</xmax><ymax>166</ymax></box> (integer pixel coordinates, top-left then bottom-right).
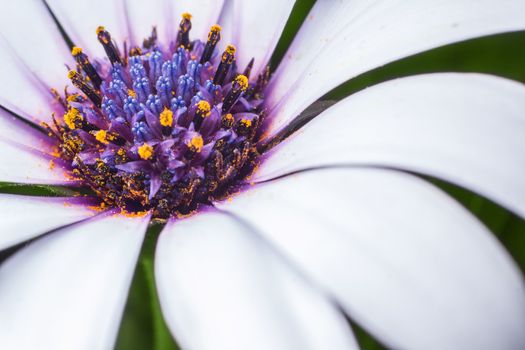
<box><xmin>45</xmin><ymin>0</ymin><xmax>128</xmax><ymax>58</ymax></box>
<box><xmin>232</xmin><ymin>0</ymin><xmax>295</xmax><ymax>77</ymax></box>
<box><xmin>0</xmin><ymin>195</ymin><xmax>96</xmax><ymax>251</ymax></box>
<box><xmin>258</xmin><ymin>73</ymin><xmax>525</xmax><ymax>219</ymax></box>
<box><xmin>0</xmin><ymin>138</ymin><xmax>74</xmax><ymax>185</ymax></box>
<box><xmin>266</xmin><ymin>0</ymin><xmax>525</xmax><ymax>136</ymax></box>
<box><xmin>0</xmin><ymin>213</ymin><xmax>149</xmax><ymax>350</ymax></box>
<box><xmin>155</xmin><ymin>212</ymin><xmax>359</xmax><ymax>350</ymax></box>
<box><xmin>217</xmin><ymin>168</ymin><xmax>525</xmax><ymax>350</ymax></box>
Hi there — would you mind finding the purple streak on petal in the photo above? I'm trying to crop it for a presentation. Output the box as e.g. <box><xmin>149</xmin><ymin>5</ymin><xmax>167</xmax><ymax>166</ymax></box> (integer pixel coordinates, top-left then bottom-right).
<box><xmin>116</xmin><ymin>161</ymin><xmax>151</xmax><ymax>173</ymax></box>
<box><xmin>149</xmin><ymin>173</ymin><xmax>162</xmax><ymax>199</ymax></box>
<box><xmin>145</xmin><ymin>109</ymin><xmax>162</xmax><ymax>138</ymax></box>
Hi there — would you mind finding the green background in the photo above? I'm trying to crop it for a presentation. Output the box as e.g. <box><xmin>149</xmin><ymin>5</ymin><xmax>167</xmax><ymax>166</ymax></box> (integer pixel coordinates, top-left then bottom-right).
<box><xmin>1</xmin><ymin>0</ymin><xmax>524</xmax><ymax>349</ymax></box>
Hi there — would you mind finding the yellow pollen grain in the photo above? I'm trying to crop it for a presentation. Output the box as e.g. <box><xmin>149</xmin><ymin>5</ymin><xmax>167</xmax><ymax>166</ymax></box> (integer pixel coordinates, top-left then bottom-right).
<box><xmin>235</xmin><ymin>74</ymin><xmax>249</xmax><ymax>91</ymax></box>
<box><xmin>225</xmin><ymin>44</ymin><xmax>236</xmax><ymax>55</ymax></box>
<box><xmin>187</xmin><ymin>135</ymin><xmax>204</xmax><ymax>153</ymax></box>
<box><xmin>210</xmin><ymin>24</ymin><xmax>221</xmax><ymax>33</ymax></box>
<box><xmin>128</xmin><ymin>89</ymin><xmax>137</xmax><ymax>98</ymax></box>
<box><xmin>71</xmin><ymin>46</ymin><xmax>83</xmax><ymax>56</ymax></box>
<box><xmin>197</xmin><ymin>100</ymin><xmax>211</xmax><ymax>117</ymax></box>
<box><xmin>138</xmin><ymin>143</ymin><xmax>154</xmax><ymax>160</ymax></box>
<box><xmin>94</xmin><ymin>130</ymin><xmax>109</xmax><ymax>144</ymax></box>
<box><xmin>117</xmin><ymin>148</ymin><xmax>126</xmax><ymax>156</ymax></box>
<box><xmin>67</xmin><ymin>70</ymin><xmax>79</xmax><ymax>80</ymax></box>
<box><xmin>241</xmin><ymin>119</ymin><xmax>252</xmax><ymax>128</ymax></box>
<box><xmin>224</xmin><ymin>113</ymin><xmax>234</xmax><ymax>122</ymax></box>
<box><xmin>159</xmin><ymin>107</ymin><xmax>174</xmax><ymax>127</ymax></box>
<box><xmin>67</xmin><ymin>93</ymin><xmax>80</xmax><ymax>102</ymax></box>
<box><xmin>96</xmin><ymin>26</ymin><xmax>105</xmax><ymax>35</ymax></box>
<box><xmin>63</xmin><ymin>108</ymin><xmax>83</xmax><ymax>130</ymax></box>
<box><xmin>182</xmin><ymin>12</ymin><xmax>192</xmax><ymax>20</ymax></box>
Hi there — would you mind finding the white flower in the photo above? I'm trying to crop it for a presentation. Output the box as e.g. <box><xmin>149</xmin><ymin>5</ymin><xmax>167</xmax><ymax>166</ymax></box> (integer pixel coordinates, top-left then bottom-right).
<box><xmin>0</xmin><ymin>1</ymin><xmax>524</xmax><ymax>350</ymax></box>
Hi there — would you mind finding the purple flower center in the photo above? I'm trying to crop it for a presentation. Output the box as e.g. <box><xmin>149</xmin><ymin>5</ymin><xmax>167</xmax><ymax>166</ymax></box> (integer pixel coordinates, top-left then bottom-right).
<box><xmin>43</xmin><ymin>13</ymin><xmax>269</xmax><ymax>219</ymax></box>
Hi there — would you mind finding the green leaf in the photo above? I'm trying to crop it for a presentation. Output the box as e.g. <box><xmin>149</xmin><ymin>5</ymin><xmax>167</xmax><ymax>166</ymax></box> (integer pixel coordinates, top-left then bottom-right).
<box><xmin>0</xmin><ymin>182</ymin><xmax>78</xmax><ymax>197</ymax></box>
<box><xmin>325</xmin><ymin>31</ymin><xmax>525</xmax><ymax>101</ymax></box>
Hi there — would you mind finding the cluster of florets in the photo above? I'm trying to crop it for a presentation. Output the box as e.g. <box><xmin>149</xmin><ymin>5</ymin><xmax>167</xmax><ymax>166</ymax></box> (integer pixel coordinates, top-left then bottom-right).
<box><xmin>43</xmin><ymin>14</ymin><xmax>269</xmax><ymax>218</ymax></box>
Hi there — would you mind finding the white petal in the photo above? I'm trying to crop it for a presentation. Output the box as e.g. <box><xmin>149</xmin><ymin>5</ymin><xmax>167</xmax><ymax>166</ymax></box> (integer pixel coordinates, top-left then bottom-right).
<box><xmin>171</xmin><ymin>0</ymin><xmax>225</xmax><ymax>42</ymax></box>
<box><xmin>257</xmin><ymin>73</ymin><xmax>525</xmax><ymax>219</ymax></box>
<box><xmin>0</xmin><ymin>195</ymin><xmax>95</xmax><ymax>251</ymax></box>
<box><xmin>218</xmin><ymin>168</ymin><xmax>525</xmax><ymax>350</ymax></box>
<box><xmin>0</xmin><ymin>213</ymin><xmax>149</xmax><ymax>350</ymax></box>
<box><xmin>155</xmin><ymin>212</ymin><xmax>358</xmax><ymax>350</ymax></box>
<box><xmin>0</xmin><ymin>0</ymin><xmax>72</xmax><ymax>86</ymax></box>
<box><xmin>124</xmin><ymin>0</ymin><xmax>170</xmax><ymax>47</ymax></box>
<box><xmin>0</xmin><ymin>138</ymin><xmax>74</xmax><ymax>185</ymax></box>
<box><xmin>232</xmin><ymin>0</ymin><xmax>295</xmax><ymax>77</ymax></box>
<box><xmin>0</xmin><ymin>108</ymin><xmax>51</xmax><ymax>147</ymax></box>
<box><xmin>266</xmin><ymin>0</ymin><xmax>525</xmax><ymax>136</ymax></box>
<box><xmin>46</xmin><ymin>0</ymin><xmax>129</xmax><ymax>58</ymax></box>
<box><xmin>0</xmin><ymin>40</ymin><xmax>58</xmax><ymax>123</ymax></box>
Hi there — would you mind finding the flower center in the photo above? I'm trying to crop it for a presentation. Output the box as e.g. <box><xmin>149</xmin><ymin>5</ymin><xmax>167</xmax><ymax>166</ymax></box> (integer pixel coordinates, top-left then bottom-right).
<box><xmin>42</xmin><ymin>14</ymin><xmax>269</xmax><ymax>219</ymax></box>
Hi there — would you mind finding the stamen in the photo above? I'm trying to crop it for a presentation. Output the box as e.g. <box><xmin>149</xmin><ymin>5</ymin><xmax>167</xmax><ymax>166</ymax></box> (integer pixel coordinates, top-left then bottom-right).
<box><xmin>194</xmin><ymin>100</ymin><xmax>211</xmax><ymax>129</ymax></box>
<box><xmin>222</xmin><ymin>113</ymin><xmax>234</xmax><ymax>128</ymax></box>
<box><xmin>196</xmin><ymin>100</ymin><xmax>211</xmax><ymax>117</ymax></box>
<box><xmin>177</xmin><ymin>12</ymin><xmax>192</xmax><ymax>49</ymax></box>
<box><xmin>159</xmin><ymin>107</ymin><xmax>174</xmax><ymax>127</ymax></box>
<box><xmin>222</xmin><ymin>74</ymin><xmax>248</xmax><ymax>113</ymax></box>
<box><xmin>138</xmin><ymin>143</ymin><xmax>154</xmax><ymax>160</ymax></box>
<box><xmin>68</xmin><ymin>70</ymin><xmax>102</xmax><ymax>107</ymax></box>
<box><xmin>96</xmin><ymin>26</ymin><xmax>123</xmax><ymax>65</ymax></box>
<box><xmin>63</xmin><ymin>108</ymin><xmax>83</xmax><ymax>130</ymax></box>
<box><xmin>93</xmin><ymin>129</ymin><xmax>111</xmax><ymax>144</ymax></box>
<box><xmin>200</xmin><ymin>24</ymin><xmax>221</xmax><ymax>64</ymax></box>
<box><xmin>71</xmin><ymin>46</ymin><xmax>103</xmax><ymax>89</ymax></box>
<box><xmin>187</xmin><ymin>135</ymin><xmax>204</xmax><ymax>153</ymax></box>
<box><xmin>214</xmin><ymin>44</ymin><xmax>236</xmax><ymax>85</ymax></box>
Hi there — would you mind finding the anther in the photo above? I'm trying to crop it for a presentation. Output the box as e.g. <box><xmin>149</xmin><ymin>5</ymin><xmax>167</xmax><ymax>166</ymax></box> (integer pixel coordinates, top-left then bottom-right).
<box><xmin>138</xmin><ymin>143</ymin><xmax>154</xmax><ymax>160</ymax></box>
<box><xmin>222</xmin><ymin>75</ymin><xmax>248</xmax><ymax>113</ymax></box>
<box><xmin>68</xmin><ymin>70</ymin><xmax>102</xmax><ymax>107</ymax></box>
<box><xmin>159</xmin><ymin>107</ymin><xmax>174</xmax><ymax>127</ymax></box>
<box><xmin>129</xmin><ymin>47</ymin><xmax>142</xmax><ymax>57</ymax></box>
<box><xmin>93</xmin><ymin>129</ymin><xmax>110</xmax><ymax>144</ymax></box>
<box><xmin>177</xmin><ymin>13</ymin><xmax>192</xmax><ymax>49</ymax></box>
<box><xmin>213</xmin><ymin>44</ymin><xmax>236</xmax><ymax>85</ymax></box>
<box><xmin>71</xmin><ymin>46</ymin><xmax>103</xmax><ymax>89</ymax></box>
<box><xmin>63</xmin><ymin>108</ymin><xmax>83</xmax><ymax>130</ymax></box>
<box><xmin>200</xmin><ymin>24</ymin><xmax>221</xmax><ymax>64</ymax></box>
<box><xmin>221</xmin><ymin>113</ymin><xmax>234</xmax><ymax>128</ymax></box>
<box><xmin>187</xmin><ymin>135</ymin><xmax>204</xmax><ymax>153</ymax></box>
<box><xmin>96</xmin><ymin>26</ymin><xmax>123</xmax><ymax>66</ymax></box>
<box><xmin>194</xmin><ymin>100</ymin><xmax>211</xmax><ymax>129</ymax></box>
